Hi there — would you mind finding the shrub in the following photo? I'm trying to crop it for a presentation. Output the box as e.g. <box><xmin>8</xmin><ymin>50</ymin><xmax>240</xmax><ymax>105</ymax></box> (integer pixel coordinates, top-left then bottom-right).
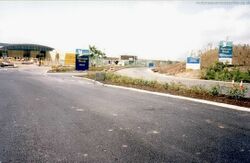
<box><xmin>227</xmin><ymin>83</ymin><xmax>248</xmax><ymax>99</ymax></box>
<box><xmin>163</xmin><ymin>83</ymin><xmax>169</xmax><ymax>90</ymax></box>
<box><xmin>168</xmin><ymin>82</ymin><xmax>185</xmax><ymax>91</ymax></box>
<box><xmin>209</xmin><ymin>85</ymin><xmax>220</xmax><ymax>96</ymax></box>
<box><xmin>189</xmin><ymin>85</ymin><xmax>208</xmax><ymax>95</ymax></box>
<box><xmin>203</xmin><ymin>62</ymin><xmax>250</xmax><ymax>82</ymax></box>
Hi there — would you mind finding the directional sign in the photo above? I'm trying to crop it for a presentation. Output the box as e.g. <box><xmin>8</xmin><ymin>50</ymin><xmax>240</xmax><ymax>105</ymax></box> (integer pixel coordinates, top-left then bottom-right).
<box><xmin>76</xmin><ymin>49</ymin><xmax>90</xmax><ymax>56</ymax></box>
<box><xmin>187</xmin><ymin>57</ymin><xmax>200</xmax><ymax>64</ymax></box>
<box><xmin>75</xmin><ymin>49</ymin><xmax>90</xmax><ymax>71</ymax></box>
<box><xmin>186</xmin><ymin>57</ymin><xmax>200</xmax><ymax>70</ymax></box>
<box><xmin>219</xmin><ymin>41</ymin><xmax>233</xmax><ymax>64</ymax></box>
<box><xmin>75</xmin><ymin>55</ymin><xmax>89</xmax><ymax>71</ymax></box>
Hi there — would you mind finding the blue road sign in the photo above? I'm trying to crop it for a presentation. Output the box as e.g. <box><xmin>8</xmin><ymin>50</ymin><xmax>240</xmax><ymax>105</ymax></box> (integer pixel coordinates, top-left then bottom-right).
<box><xmin>187</xmin><ymin>57</ymin><xmax>200</xmax><ymax>64</ymax></box>
<box><xmin>76</xmin><ymin>49</ymin><xmax>90</xmax><ymax>55</ymax></box>
<box><xmin>75</xmin><ymin>55</ymin><xmax>89</xmax><ymax>71</ymax></box>
<box><xmin>75</xmin><ymin>48</ymin><xmax>90</xmax><ymax>71</ymax></box>
<box><xmin>219</xmin><ymin>41</ymin><xmax>233</xmax><ymax>58</ymax></box>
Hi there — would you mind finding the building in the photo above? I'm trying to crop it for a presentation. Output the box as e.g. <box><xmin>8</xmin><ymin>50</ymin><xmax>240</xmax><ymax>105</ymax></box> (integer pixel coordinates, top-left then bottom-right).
<box><xmin>104</xmin><ymin>57</ymin><xmax>119</xmax><ymax>65</ymax></box>
<box><xmin>120</xmin><ymin>55</ymin><xmax>138</xmax><ymax>61</ymax></box>
<box><xmin>119</xmin><ymin>55</ymin><xmax>138</xmax><ymax>66</ymax></box>
<box><xmin>0</xmin><ymin>43</ymin><xmax>54</xmax><ymax>60</ymax></box>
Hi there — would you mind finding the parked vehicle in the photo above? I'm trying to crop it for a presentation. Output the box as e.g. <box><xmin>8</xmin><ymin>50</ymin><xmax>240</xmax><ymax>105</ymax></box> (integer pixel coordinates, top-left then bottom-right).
<box><xmin>0</xmin><ymin>61</ymin><xmax>15</xmax><ymax>67</ymax></box>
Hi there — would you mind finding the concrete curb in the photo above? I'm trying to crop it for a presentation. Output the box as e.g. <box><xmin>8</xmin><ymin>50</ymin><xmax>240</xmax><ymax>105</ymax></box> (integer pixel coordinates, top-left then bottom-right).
<box><xmin>104</xmin><ymin>84</ymin><xmax>250</xmax><ymax>112</ymax></box>
<box><xmin>79</xmin><ymin>77</ymin><xmax>250</xmax><ymax>112</ymax></box>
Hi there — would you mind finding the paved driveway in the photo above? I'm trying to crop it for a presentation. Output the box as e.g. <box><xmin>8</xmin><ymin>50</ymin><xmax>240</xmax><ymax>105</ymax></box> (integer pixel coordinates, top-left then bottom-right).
<box><xmin>0</xmin><ymin>67</ymin><xmax>249</xmax><ymax>162</ymax></box>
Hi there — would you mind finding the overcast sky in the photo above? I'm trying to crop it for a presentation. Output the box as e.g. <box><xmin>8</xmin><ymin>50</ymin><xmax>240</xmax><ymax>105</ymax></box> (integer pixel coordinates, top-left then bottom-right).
<box><xmin>0</xmin><ymin>1</ymin><xmax>250</xmax><ymax>60</ymax></box>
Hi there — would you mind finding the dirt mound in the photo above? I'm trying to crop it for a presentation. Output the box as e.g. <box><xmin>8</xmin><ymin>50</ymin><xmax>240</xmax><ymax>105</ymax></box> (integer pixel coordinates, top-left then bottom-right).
<box><xmin>154</xmin><ymin>62</ymin><xmax>186</xmax><ymax>75</ymax></box>
<box><xmin>154</xmin><ymin>62</ymin><xmax>201</xmax><ymax>79</ymax></box>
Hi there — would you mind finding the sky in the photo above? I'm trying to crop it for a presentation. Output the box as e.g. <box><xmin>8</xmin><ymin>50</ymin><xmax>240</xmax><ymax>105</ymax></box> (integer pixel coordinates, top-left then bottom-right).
<box><xmin>0</xmin><ymin>1</ymin><xmax>250</xmax><ymax>60</ymax></box>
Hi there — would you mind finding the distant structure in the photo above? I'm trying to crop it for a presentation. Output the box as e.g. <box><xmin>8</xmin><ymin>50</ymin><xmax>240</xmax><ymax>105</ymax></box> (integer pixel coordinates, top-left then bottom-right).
<box><xmin>104</xmin><ymin>57</ymin><xmax>119</xmax><ymax>65</ymax></box>
<box><xmin>0</xmin><ymin>43</ymin><xmax>54</xmax><ymax>60</ymax></box>
<box><xmin>119</xmin><ymin>55</ymin><xmax>138</xmax><ymax>66</ymax></box>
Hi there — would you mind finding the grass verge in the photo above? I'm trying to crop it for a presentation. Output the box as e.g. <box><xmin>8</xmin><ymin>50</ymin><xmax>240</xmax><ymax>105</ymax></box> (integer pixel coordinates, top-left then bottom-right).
<box><xmin>85</xmin><ymin>72</ymin><xmax>250</xmax><ymax>107</ymax></box>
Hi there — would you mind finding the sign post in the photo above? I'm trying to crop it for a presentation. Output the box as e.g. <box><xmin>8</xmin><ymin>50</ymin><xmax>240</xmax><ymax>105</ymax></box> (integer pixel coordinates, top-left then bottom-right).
<box><xmin>75</xmin><ymin>49</ymin><xmax>90</xmax><ymax>71</ymax></box>
<box><xmin>219</xmin><ymin>41</ymin><xmax>233</xmax><ymax>64</ymax></box>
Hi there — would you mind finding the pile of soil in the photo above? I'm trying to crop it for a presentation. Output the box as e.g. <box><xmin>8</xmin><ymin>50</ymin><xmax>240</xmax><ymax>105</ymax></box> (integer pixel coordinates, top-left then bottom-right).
<box><xmin>154</xmin><ymin>62</ymin><xmax>186</xmax><ymax>75</ymax></box>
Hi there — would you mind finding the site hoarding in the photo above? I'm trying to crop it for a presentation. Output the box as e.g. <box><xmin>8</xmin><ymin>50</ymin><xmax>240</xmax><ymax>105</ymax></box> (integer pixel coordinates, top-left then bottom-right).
<box><xmin>186</xmin><ymin>57</ymin><xmax>200</xmax><ymax>70</ymax></box>
<box><xmin>64</xmin><ymin>53</ymin><xmax>75</xmax><ymax>66</ymax></box>
<box><xmin>219</xmin><ymin>41</ymin><xmax>233</xmax><ymax>64</ymax></box>
<box><xmin>75</xmin><ymin>49</ymin><xmax>90</xmax><ymax>71</ymax></box>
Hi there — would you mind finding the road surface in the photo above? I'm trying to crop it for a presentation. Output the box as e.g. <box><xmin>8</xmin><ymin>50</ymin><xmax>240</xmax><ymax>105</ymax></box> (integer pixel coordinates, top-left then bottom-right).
<box><xmin>116</xmin><ymin>67</ymin><xmax>250</xmax><ymax>97</ymax></box>
<box><xmin>0</xmin><ymin>67</ymin><xmax>250</xmax><ymax>162</ymax></box>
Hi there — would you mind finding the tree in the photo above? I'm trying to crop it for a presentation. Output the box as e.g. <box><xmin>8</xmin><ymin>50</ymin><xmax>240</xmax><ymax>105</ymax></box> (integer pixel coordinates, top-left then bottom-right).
<box><xmin>89</xmin><ymin>45</ymin><xmax>107</xmax><ymax>67</ymax></box>
<box><xmin>89</xmin><ymin>45</ymin><xmax>106</xmax><ymax>59</ymax></box>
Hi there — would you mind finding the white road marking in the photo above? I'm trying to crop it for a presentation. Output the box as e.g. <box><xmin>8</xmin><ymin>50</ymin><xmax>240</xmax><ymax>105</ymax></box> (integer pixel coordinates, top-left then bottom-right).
<box><xmin>122</xmin><ymin>145</ymin><xmax>128</xmax><ymax>148</ymax></box>
<box><xmin>76</xmin><ymin>109</ymin><xmax>84</xmax><ymax>112</ymax></box>
<box><xmin>103</xmin><ymin>83</ymin><xmax>250</xmax><ymax>112</ymax></box>
<box><xmin>83</xmin><ymin>154</ymin><xmax>88</xmax><ymax>157</ymax></box>
<box><xmin>218</xmin><ymin>125</ymin><xmax>225</xmax><ymax>129</ymax></box>
<box><xmin>108</xmin><ymin>129</ymin><xmax>113</xmax><ymax>132</ymax></box>
<box><xmin>81</xmin><ymin>77</ymin><xmax>250</xmax><ymax>112</ymax></box>
<box><xmin>148</xmin><ymin>130</ymin><xmax>160</xmax><ymax>134</ymax></box>
<box><xmin>152</xmin><ymin>130</ymin><xmax>159</xmax><ymax>134</ymax></box>
<box><xmin>112</xmin><ymin>113</ymin><xmax>118</xmax><ymax>116</ymax></box>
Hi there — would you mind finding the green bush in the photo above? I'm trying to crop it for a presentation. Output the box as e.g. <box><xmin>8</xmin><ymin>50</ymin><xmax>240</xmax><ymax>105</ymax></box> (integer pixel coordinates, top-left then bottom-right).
<box><xmin>189</xmin><ymin>85</ymin><xmax>208</xmax><ymax>95</ymax></box>
<box><xmin>209</xmin><ymin>85</ymin><xmax>220</xmax><ymax>96</ymax></box>
<box><xmin>227</xmin><ymin>84</ymin><xmax>248</xmax><ymax>99</ymax></box>
<box><xmin>203</xmin><ymin>62</ymin><xmax>250</xmax><ymax>82</ymax></box>
<box><xmin>168</xmin><ymin>82</ymin><xmax>184</xmax><ymax>91</ymax></box>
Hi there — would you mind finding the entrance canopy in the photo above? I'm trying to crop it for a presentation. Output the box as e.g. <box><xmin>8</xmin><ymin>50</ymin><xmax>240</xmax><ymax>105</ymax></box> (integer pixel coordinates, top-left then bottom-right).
<box><xmin>0</xmin><ymin>43</ymin><xmax>54</xmax><ymax>51</ymax></box>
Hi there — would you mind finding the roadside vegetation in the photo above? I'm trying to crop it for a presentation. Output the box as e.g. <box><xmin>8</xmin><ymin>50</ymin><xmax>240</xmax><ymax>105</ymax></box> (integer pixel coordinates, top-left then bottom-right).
<box><xmin>201</xmin><ymin>44</ymin><xmax>250</xmax><ymax>68</ymax></box>
<box><xmin>85</xmin><ymin>72</ymin><xmax>249</xmax><ymax>107</ymax></box>
<box><xmin>48</xmin><ymin>65</ymin><xmax>75</xmax><ymax>73</ymax></box>
<box><xmin>201</xmin><ymin>62</ymin><xmax>250</xmax><ymax>83</ymax></box>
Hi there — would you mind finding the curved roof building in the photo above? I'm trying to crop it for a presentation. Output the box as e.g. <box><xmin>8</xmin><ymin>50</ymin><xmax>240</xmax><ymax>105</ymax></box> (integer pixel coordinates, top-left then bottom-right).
<box><xmin>0</xmin><ymin>43</ymin><xmax>54</xmax><ymax>51</ymax></box>
<box><xmin>0</xmin><ymin>43</ymin><xmax>54</xmax><ymax>59</ymax></box>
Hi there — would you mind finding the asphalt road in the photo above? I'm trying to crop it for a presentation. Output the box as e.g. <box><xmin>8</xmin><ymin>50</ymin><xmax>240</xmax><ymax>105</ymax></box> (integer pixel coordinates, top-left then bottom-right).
<box><xmin>0</xmin><ymin>67</ymin><xmax>250</xmax><ymax>163</ymax></box>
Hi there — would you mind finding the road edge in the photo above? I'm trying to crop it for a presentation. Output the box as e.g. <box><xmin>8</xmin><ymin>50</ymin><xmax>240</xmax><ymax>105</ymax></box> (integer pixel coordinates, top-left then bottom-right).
<box><xmin>79</xmin><ymin>77</ymin><xmax>250</xmax><ymax>112</ymax></box>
